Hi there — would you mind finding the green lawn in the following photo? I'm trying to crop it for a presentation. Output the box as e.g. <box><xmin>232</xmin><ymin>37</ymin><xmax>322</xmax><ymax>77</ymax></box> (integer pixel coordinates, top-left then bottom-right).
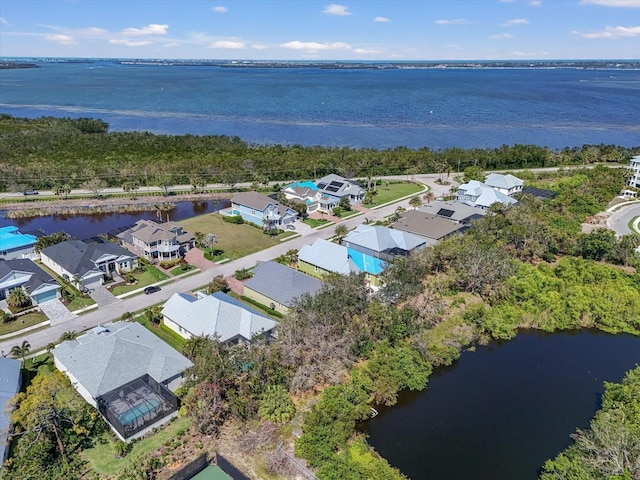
<box><xmin>83</xmin><ymin>417</ymin><xmax>192</xmax><ymax>476</ymax></box>
<box><xmin>136</xmin><ymin>316</ymin><xmax>186</xmax><ymax>352</ymax></box>
<box><xmin>67</xmin><ymin>295</ymin><xmax>96</xmax><ymax>312</ymax></box>
<box><xmin>180</xmin><ymin>213</ymin><xmax>288</xmax><ymax>260</ymax></box>
<box><xmin>111</xmin><ymin>266</ymin><xmax>169</xmax><ymax>296</ymax></box>
<box><xmin>628</xmin><ymin>216</ymin><xmax>640</xmax><ymax>233</ymax></box>
<box><xmin>304</xmin><ymin>218</ymin><xmax>332</xmax><ymax>228</ymax></box>
<box><xmin>0</xmin><ymin>311</ymin><xmax>48</xmax><ymax>336</ymax></box>
<box><xmin>363</xmin><ymin>182</ymin><xmax>424</xmax><ymax>207</ymax></box>
<box><xmin>170</xmin><ymin>263</ymin><xmax>196</xmax><ymax>276</ymax></box>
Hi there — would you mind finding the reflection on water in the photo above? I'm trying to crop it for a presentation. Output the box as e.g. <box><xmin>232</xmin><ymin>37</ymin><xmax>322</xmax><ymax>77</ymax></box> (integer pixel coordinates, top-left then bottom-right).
<box><xmin>0</xmin><ymin>200</ymin><xmax>229</xmax><ymax>240</ymax></box>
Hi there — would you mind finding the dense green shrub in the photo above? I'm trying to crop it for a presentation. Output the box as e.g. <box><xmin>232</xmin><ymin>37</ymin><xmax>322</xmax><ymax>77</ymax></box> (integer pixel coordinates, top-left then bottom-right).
<box><xmin>222</xmin><ymin>214</ymin><xmax>244</xmax><ymax>224</ymax></box>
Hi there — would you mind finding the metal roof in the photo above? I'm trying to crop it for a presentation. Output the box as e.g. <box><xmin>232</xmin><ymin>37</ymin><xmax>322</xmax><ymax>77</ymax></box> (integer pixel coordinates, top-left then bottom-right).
<box><xmin>244</xmin><ymin>261</ymin><xmax>323</xmax><ymax>307</ymax></box>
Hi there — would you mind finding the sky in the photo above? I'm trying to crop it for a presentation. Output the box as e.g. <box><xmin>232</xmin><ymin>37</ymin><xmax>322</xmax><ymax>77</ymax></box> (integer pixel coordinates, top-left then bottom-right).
<box><xmin>0</xmin><ymin>0</ymin><xmax>639</xmax><ymax>61</ymax></box>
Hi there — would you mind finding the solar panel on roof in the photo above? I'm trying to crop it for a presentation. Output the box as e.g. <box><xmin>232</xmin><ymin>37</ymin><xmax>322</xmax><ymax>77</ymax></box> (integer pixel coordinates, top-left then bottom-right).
<box><xmin>317</xmin><ymin>182</ymin><xmax>327</xmax><ymax>189</ymax></box>
<box><xmin>329</xmin><ymin>181</ymin><xmax>344</xmax><ymax>188</ymax></box>
<box><xmin>437</xmin><ymin>208</ymin><xmax>455</xmax><ymax>218</ymax></box>
<box><xmin>325</xmin><ymin>185</ymin><xmax>341</xmax><ymax>193</ymax></box>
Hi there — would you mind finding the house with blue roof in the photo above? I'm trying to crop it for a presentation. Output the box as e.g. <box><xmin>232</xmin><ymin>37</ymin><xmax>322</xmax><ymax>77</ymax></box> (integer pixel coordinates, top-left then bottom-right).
<box><xmin>298</xmin><ymin>238</ymin><xmax>385</xmax><ymax>287</ymax></box>
<box><xmin>0</xmin><ymin>357</ymin><xmax>21</xmax><ymax>468</ymax></box>
<box><xmin>0</xmin><ymin>226</ymin><xmax>38</xmax><ymax>260</ymax></box>
<box><xmin>455</xmin><ymin>180</ymin><xmax>518</xmax><ymax>210</ymax></box>
<box><xmin>162</xmin><ymin>291</ymin><xmax>279</xmax><ymax>344</ymax></box>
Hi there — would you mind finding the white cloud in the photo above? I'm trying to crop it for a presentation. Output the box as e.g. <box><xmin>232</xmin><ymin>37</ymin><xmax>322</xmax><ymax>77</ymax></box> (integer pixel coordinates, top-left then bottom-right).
<box><xmin>251</xmin><ymin>44</ymin><xmax>268</xmax><ymax>50</ymax></box>
<box><xmin>353</xmin><ymin>48</ymin><xmax>382</xmax><ymax>54</ymax></box>
<box><xmin>281</xmin><ymin>40</ymin><xmax>351</xmax><ymax>51</ymax></box>
<box><xmin>581</xmin><ymin>0</ymin><xmax>640</xmax><ymax>7</ymax></box>
<box><xmin>73</xmin><ymin>27</ymin><xmax>108</xmax><ymax>36</ymax></box>
<box><xmin>434</xmin><ymin>18</ymin><xmax>471</xmax><ymax>25</ymax></box>
<box><xmin>211</xmin><ymin>6</ymin><xmax>228</xmax><ymax>13</ymax></box>
<box><xmin>374</xmin><ymin>16</ymin><xmax>390</xmax><ymax>23</ymax></box>
<box><xmin>109</xmin><ymin>39</ymin><xmax>153</xmax><ymax>47</ymax></box>
<box><xmin>208</xmin><ymin>40</ymin><xmax>245</xmax><ymax>49</ymax></box>
<box><xmin>0</xmin><ymin>17</ymin><xmax>10</xmax><ymax>25</ymax></box>
<box><xmin>582</xmin><ymin>25</ymin><xmax>640</xmax><ymax>37</ymax></box>
<box><xmin>502</xmin><ymin>18</ymin><xmax>529</xmax><ymax>27</ymax></box>
<box><xmin>121</xmin><ymin>24</ymin><xmax>168</xmax><ymax>36</ymax></box>
<box><xmin>323</xmin><ymin>4</ymin><xmax>352</xmax><ymax>16</ymax></box>
<box><xmin>498</xmin><ymin>0</ymin><xmax>515</xmax><ymax>2</ymax></box>
<box><xmin>529</xmin><ymin>0</ymin><xmax>542</xmax><ymax>5</ymax></box>
<box><xmin>489</xmin><ymin>33</ymin><xmax>513</xmax><ymax>39</ymax></box>
<box><xmin>510</xmin><ymin>50</ymin><xmax>550</xmax><ymax>57</ymax></box>
<box><xmin>45</xmin><ymin>34</ymin><xmax>77</xmax><ymax>46</ymax></box>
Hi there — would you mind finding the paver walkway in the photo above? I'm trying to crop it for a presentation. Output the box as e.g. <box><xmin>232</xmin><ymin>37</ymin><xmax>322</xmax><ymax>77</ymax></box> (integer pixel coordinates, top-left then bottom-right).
<box><xmin>185</xmin><ymin>248</ymin><xmax>217</xmax><ymax>271</ymax></box>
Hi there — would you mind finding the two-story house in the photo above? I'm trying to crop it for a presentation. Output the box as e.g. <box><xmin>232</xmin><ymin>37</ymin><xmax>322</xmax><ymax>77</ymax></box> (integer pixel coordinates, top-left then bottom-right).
<box><xmin>224</xmin><ymin>191</ymin><xmax>297</xmax><ymax>229</ymax></box>
<box><xmin>117</xmin><ymin>220</ymin><xmax>195</xmax><ymax>262</ymax></box>
<box><xmin>315</xmin><ymin>174</ymin><xmax>365</xmax><ymax>212</ymax></box>
<box><xmin>627</xmin><ymin>155</ymin><xmax>640</xmax><ymax>188</ymax></box>
<box><xmin>484</xmin><ymin>173</ymin><xmax>524</xmax><ymax>196</ymax></box>
<box><xmin>455</xmin><ymin>180</ymin><xmax>518</xmax><ymax>210</ymax></box>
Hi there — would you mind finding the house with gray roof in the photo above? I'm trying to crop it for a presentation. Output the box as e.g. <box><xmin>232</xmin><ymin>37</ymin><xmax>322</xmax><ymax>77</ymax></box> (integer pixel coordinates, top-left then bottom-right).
<box><xmin>342</xmin><ymin>224</ymin><xmax>427</xmax><ymax>262</ymax></box>
<box><xmin>417</xmin><ymin>200</ymin><xmax>487</xmax><ymax>225</ymax></box>
<box><xmin>484</xmin><ymin>173</ymin><xmax>524</xmax><ymax>196</ymax></box>
<box><xmin>52</xmin><ymin>322</ymin><xmax>193</xmax><ymax>441</ymax></box>
<box><xmin>243</xmin><ymin>261</ymin><xmax>323</xmax><ymax>313</ymax></box>
<box><xmin>315</xmin><ymin>174</ymin><xmax>365</xmax><ymax>211</ymax></box>
<box><xmin>40</xmin><ymin>239</ymin><xmax>137</xmax><ymax>289</ymax></box>
<box><xmin>222</xmin><ymin>191</ymin><xmax>297</xmax><ymax>229</ymax></box>
<box><xmin>0</xmin><ymin>357</ymin><xmax>21</xmax><ymax>468</ymax></box>
<box><xmin>455</xmin><ymin>180</ymin><xmax>518</xmax><ymax>210</ymax></box>
<box><xmin>392</xmin><ymin>210</ymin><xmax>468</xmax><ymax>243</ymax></box>
<box><xmin>162</xmin><ymin>291</ymin><xmax>278</xmax><ymax>344</ymax></box>
<box><xmin>298</xmin><ymin>238</ymin><xmax>385</xmax><ymax>287</ymax></box>
<box><xmin>117</xmin><ymin>219</ymin><xmax>195</xmax><ymax>262</ymax></box>
<box><xmin>0</xmin><ymin>258</ymin><xmax>61</xmax><ymax>305</ymax></box>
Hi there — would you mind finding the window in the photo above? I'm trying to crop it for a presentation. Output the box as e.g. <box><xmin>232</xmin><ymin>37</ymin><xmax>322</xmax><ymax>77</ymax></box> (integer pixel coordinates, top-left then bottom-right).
<box><xmin>314</xmin><ymin>266</ymin><xmax>318</xmax><ymax>272</ymax></box>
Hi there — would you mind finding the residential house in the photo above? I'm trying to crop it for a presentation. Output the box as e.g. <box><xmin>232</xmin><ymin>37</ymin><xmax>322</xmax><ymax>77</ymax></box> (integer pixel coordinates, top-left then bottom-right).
<box><xmin>117</xmin><ymin>219</ymin><xmax>195</xmax><ymax>262</ymax></box>
<box><xmin>162</xmin><ymin>291</ymin><xmax>279</xmax><ymax>344</ymax></box>
<box><xmin>627</xmin><ymin>155</ymin><xmax>640</xmax><ymax>188</ymax></box>
<box><xmin>298</xmin><ymin>238</ymin><xmax>385</xmax><ymax>287</ymax></box>
<box><xmin>392</xmin><ymin>210</ymin><xmax>468</xmax><ymax>244</ymax></box>
<box><xmin>455</xmin><ymin>180</ymin><xmax>518</xmax><ymax>209</ymax></box>
<box><xmin>52</xmin><ymin>322</ymin><xmax>193</xmax><ymax>441</ymax></box>
<box><xmin>40</xmin><ymin>239</ymin><xmax>138</xmax><ymax>289</ymax></box>
<box><xmin>282</xmin><ymin>181</ymin><xmax>321</xmax><ymax>213</ymax></box>
<box><xmin>315</xmin><ymin>174</ymin><xmax>365</xmax><ymax>211</ymax></box>
<box><xmin>0</xmin><ymin>357</ymin><xmax>21</xmax><ymax>468</ymax></box>
<box><xmin>243</xmin><ymin>261</ymin><xmax>323</xmax><ymax>314</ymax></box>
<box><xmin>0</xmin><ymin>226</ymin><xmax>38</xmax><ymax>260</ymax></box>
<box><xmin>0</xmin><ymin>258</ymin><xmax>61</xmax><ymax>305</ymax></box>
<box><xmin>417</xmin><ymin>200</ymin><xmax>487</xmax><ymax>225</ymax></box>
<box><xmin>342</xmin><ymin>224</ymin><xmax>427</xmax><ymax>262</ymax></box>
<box><xmin>223</xmin><ymin>191</ymin><xmax>297</xmax><ymax>229</ymax></box>
<box><xmin>484</xmin><ymin>173</ymin><xmax>524</xmax><ymax>196</ymax></box>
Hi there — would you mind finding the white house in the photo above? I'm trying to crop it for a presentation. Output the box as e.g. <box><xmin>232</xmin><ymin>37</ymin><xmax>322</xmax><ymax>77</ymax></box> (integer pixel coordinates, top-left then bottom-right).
<box><xmin>484</xmin><ymin>173</ymin><xmax>524</xmax><ymax>196</ymax></box>
<box><xmin>627</xmin><ymin>155</ymin><xmax>640</xmax><ymax>188</ymax></box>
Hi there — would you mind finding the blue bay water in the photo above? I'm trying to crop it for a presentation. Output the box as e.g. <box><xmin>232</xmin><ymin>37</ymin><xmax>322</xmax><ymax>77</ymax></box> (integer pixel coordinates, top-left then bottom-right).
<box><xmin>1</xmin><ymin>62</ymin><xmax>639</xmax><ymax>149</ymax></box>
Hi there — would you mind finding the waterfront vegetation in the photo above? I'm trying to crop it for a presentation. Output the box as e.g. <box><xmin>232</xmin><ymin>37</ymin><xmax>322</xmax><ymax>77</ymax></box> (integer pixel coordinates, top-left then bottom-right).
<box><xmin>0</xmin><ymin>115</ymin><xmax>637</xmax><ymax>194</ymax></box>
<box><xmin>3</xmin><ymin>116</ymin><xmax>640</xmax><ymax>479</ymax></box>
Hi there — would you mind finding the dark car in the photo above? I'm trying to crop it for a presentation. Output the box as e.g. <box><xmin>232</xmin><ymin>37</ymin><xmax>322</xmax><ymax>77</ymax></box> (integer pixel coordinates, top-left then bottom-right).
<box><xmin>23</xmin><ymin>189</ymin><xmax>39</xmax><ymax>195</ymax></box>
<box><xmin>144</xmin><ymin>286</ymin><xmax>161</xmax><ymax>295</ymax></box>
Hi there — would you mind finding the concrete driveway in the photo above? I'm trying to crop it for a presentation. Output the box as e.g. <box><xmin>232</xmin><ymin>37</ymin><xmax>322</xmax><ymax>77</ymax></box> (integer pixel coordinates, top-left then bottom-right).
<box><xmin>88</xmin><ymin>285</ymin><xmax>121</xmax><ymax>308</ymax></box>
<box><xmin>39</xmin><ymin>299</ymin><xmax>77</xmax><ymax>326</ymax></box>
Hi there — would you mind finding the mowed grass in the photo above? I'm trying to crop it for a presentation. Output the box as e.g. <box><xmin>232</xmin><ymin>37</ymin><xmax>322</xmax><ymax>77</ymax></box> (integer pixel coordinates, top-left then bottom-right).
<box><xmin>111</xmin><ymin>266</ymin><xmax>169</xmax><ymax>296</ymax></box>
<box><xmin>83</xmin><ymin>417</ymin><xmax>193</xmax><ymax>476</ymax></box>
<box><xmin>365</xmin><ymin>182</ymin><xmax>424</xmax><ymax>207</ymax></box>
<box><xmin>0</xmin><ymin>311</ymin><xmax>48</xmax><ymax>336</ymax></box>
<box><xmin>180</xmin><ymin>213</ymin><xmax>284</xmax><ymax>259</ymax></box>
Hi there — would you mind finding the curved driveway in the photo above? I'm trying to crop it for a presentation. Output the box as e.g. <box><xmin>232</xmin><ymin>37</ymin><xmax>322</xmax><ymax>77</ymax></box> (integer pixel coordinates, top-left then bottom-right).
<box><xmin>606</xmin><ymin>202</ymin><xmax>640</xmax><ymax>237</ymax></box>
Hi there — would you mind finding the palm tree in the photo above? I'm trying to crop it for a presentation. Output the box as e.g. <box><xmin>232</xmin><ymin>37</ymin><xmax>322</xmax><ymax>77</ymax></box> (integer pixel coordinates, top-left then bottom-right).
<box><xmin>334</xmin><ymin>224</ymin><xmax>349</xmax><ymax>244</ymax></box>
<box><xmin>7</xmin><ymin>287</ymin><xmax>31</xmax><ymax>310</ymax></box>
<box><xmin>58</xmin><ymin>331</ymin><xmax>78</xmax><ymax>342</ymax></box>
<box><xmin>423</xmin><ymin>191</ymin><xmax>436</xmax><ymax>204</ymax></box>
<box><xmin>409</xmin><ymin>195</ymin><xmax>422</xmax><ymax>210</ymax></box>
<box><xmin>11</xmin><ymin>340</ymin><xmax>31</xmax><ymax>363</ymax></box>
<box><xmin>145</xmin><ymin>305</ymin><xmax>163</xmax><ymax>327</ymax></box>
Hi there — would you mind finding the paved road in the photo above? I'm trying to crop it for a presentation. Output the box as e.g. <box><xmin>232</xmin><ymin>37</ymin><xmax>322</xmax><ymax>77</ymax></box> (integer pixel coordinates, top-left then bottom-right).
<box><xmin>606</xmin><ymin>202</ymin><xmax>640</xmax><ymax>237</ymax></box>
<box><xmin>1</xmin><ymin>175</ymin><xmax>453</xmax><ymax>354</ymax></box>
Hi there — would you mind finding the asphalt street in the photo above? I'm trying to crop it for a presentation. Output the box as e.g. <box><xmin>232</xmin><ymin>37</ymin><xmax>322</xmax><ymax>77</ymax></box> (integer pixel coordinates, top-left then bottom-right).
<box><xmin>1</xmin><ymin>174</ymin><xmax>454</xmax><ymax>354</ymax></box>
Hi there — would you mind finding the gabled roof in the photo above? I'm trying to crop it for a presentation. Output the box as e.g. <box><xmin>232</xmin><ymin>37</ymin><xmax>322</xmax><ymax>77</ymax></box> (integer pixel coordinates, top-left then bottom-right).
<box><xmin>244</xmin><ymin>261</ymin><xmax>323</xmax><ymax>306</ymax></box>
<box><xmin>0</xmin><ymin>226</ymin><xmax>37</xmax><ymax>251</ymax></box>
<box><xmin>52</xmin><ymin>322</ymin><xmax>193</xmax><ymax>398</ymax></box>
<box><xmin>298</xmin><ymin>239</ymin><xmax>359</xmax><ymax>275</ymax></box>
<box><xmin>41</xmin><ymin>240</ymin><xmax>134</xmax><ymax>277</ymax></box>
<box><xmin>342</xmin><ymin>224</ymin><xmax>426</xmax><ymax>255</ymax></box>
<box><xmin>118</xmin><ymin>219</ymin><xmax>193</xmax><ymax>245</ymax></box>
<box><xmin>0</xmin><ymin>258</ymin><xmax>60</xmax><ymax>295</ymax></box>
<box><xmin>456</xmin><ymin>180</ymin><xmax>517</xmax><ymax>208</ymax></box>
<box><xmin>484</xmin><ymin>173</ymin><xmax>524</xmax><ymax>190</ymax></box>
<box><xmin>392</xmin><ymin>211</ymin><xmax>468</xmax><ymax>241</ymax></box>
<box><xmin>0</xmin><ymin>357</ymin><xmax>21</xmax><ymax>464</ymax></box>
<box><xmin>162</xmin><ymin>291</ymin><xmax>278</xmax><ymax>343</ymax></box>
<box><xmin>231</xmin><ymin>191</ymin><xmax>278</xmax><ymax>211</ymax></box>
<box><xmin>418</xmin><ymin>200</ymin><xmax>487</xmax><ymax>223</ymax></box>
<box><xmin>315</xmin><ymin>174</ymin><xmax>364</xmax><ymax>198</ymax></box>
<box><xmin>298</xmin><ymin>239</ymin><xmax>383</xmax><ymax>276</ymax></box>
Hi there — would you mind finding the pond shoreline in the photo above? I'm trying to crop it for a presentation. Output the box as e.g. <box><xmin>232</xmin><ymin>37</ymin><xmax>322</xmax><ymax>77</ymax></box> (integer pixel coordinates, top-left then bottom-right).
<box><xmin>1</xmin><ymin>192</ymin><xmax>232</xmax><ymax>219</ymax></box>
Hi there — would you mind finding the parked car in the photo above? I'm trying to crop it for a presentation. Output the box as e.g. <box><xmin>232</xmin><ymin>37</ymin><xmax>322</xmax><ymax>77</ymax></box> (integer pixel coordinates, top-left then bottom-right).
<box><xmin>144</xmin><ymin>286</ymin><xmax>161</xmax><ymax>295</ymax></box>
<box><xmin>23</xmin><ymin>189</ymin><xmax>39</xmax><ymax>195</ymax></box>
<box><xmin>286</xmin><ymin>224</ymin><xmax>296</xmax><ymax>230</ymax></box>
